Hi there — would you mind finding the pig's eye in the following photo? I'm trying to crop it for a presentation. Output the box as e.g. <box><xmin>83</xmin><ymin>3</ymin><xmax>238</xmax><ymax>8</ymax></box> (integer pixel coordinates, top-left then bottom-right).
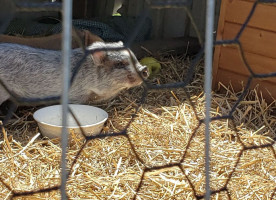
<box><xmin>114</xmin><ymin>60</ymin><xmax>129</xmax><ymax>69</ymax></box>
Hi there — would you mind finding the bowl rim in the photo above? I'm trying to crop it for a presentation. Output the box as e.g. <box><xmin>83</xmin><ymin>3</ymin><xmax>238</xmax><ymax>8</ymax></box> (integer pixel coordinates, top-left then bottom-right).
<box><xmin>33</xmin><ymin>104</ymin><xmax>108</xmax><ymax>129</ymax></box>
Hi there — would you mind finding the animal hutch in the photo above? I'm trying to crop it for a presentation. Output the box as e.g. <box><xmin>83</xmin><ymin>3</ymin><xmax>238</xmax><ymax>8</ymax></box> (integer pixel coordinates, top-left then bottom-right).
<box><xmin>6</xmin><ymin>0</ymin><xmax>224</xmax><ymax>59</ymax></box>
<box><xmin>213</xmin><ymin>0</ymin><xmax>276</xmax><ymax>102</ymax></box>
<box><xmin>71</xmin><ymin>0</ymin><xmax>205</xmax><ymax>58</ymax></box>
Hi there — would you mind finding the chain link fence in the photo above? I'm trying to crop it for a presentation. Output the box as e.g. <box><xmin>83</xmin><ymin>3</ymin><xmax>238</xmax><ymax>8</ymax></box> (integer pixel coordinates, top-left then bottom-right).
<box><xmin>0</xmin><ymin>0</ymin><xmax>275</xmax><ymax>199</ymax></box>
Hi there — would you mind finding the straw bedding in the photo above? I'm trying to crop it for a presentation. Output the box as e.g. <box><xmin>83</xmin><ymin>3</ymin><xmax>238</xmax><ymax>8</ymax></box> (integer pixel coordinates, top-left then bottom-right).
<box><xmin>0</xmin><ymin>54</ymin><xmax>275</xmax><ymax>199</ymax></box>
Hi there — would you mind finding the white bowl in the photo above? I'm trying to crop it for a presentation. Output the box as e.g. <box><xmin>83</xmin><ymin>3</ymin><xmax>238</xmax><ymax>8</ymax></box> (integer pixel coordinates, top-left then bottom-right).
<box><xmin>33</xmin><ymin>104</ymin><xmax>108</xmax><ymax>138</ymax></box>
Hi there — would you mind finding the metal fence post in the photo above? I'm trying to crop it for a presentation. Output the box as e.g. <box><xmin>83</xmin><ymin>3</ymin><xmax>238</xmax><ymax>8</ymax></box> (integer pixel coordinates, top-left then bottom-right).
<box><xmin>204</xmin><ymin>0</ymin><xmax>216</xmax><ymax>199</ymax></box>
<box><xmin>61</xmin><ymin>0</ymin><xmax>72</xmax><ymax>199</ymax></box>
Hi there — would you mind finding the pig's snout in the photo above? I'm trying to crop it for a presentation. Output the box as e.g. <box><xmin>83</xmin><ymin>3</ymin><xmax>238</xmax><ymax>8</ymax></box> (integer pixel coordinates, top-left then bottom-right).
<box><xmin>140</xmin><ymin>66</ymin><xmax>149</xmax><ymax>79</ymax></box>
<box><xmin>127</xmin><ymin>65</ymin><xmax>149</xmax><ymax>86</ymax></box>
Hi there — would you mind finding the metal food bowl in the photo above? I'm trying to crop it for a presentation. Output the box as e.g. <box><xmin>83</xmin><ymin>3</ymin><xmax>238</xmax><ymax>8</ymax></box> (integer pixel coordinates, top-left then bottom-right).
<box><xmin>33</xmin><ymin>104</ymin><xmax>108</xmax><ymax>138</ymax></box>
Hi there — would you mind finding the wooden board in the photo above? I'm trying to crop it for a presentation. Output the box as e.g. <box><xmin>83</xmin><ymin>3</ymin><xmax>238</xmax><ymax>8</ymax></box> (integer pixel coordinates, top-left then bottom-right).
<box><xmin>216</xmin><ymin>69</ymin><xmax>276</xmax><ymax>102</ymax></box>
<box><xmin>127</xmin><ymin>0</ymin><xmax>145</xmax><ymax>16</ymax></box>
<box><xmin>73</xmin><ymin>0</ymin><xmax>86</xmax><ymax>19</ymax></box>
<box><xmin>223</xmin><ymin>22</ymin><xmax>276</xmax><ymax>59</ymax></box>
<box><xmin>212</xmin><ymin>0</ymin><xmax>228</xmax><ymax>87</ymax></box>
<box><xmin>150</xmin><ymin>8</ymin><xmax>166</xmax><ymax>39</ymax></box>
<box><xmin>224</xmin><ymin>0</ymin><xmax>276</xmax><ymax>32</ymax></box>
<box><xmin>213</xmin><ymin>0</ymin><xmax>276</xmax><ymax>102</ymax></box>
<box><xmin>162</xmin><ymin>8</ymin><xmax>187</xmax><ymax>38</ymax></box>
<box><xmin>219</xmin><ymin>46</ymin><xmax>276</xmax><ymax>79</ymax></box>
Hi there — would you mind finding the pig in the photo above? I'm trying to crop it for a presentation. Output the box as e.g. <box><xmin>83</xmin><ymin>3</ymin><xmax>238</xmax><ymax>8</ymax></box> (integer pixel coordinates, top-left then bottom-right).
<box><xmin>0</xmin><ymin>41</ymin><xmax>149</xmax><ymax>106</ymax></box>
<box><xmin>0</xmin><ymin>29</ymin><xmax>103</xmax><ymax>50</ymax></box>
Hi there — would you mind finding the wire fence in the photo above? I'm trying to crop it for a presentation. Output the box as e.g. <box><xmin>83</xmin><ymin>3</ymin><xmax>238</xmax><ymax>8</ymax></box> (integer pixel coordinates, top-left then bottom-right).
<box><xmin>0</xmin><ymin>0</ymin><xmax>275</xmax><ymax>199</ymax></box>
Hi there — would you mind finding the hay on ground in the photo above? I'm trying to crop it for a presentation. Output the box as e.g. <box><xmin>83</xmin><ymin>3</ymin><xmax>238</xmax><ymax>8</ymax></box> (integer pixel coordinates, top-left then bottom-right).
<box><xmin>0</xmin><ymin>55</ymin><xmax>275</xmax><ymax>200</ymax></box>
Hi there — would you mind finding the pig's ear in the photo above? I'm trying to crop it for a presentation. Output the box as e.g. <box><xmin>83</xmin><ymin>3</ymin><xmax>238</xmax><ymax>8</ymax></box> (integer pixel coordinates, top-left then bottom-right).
<box><xmin>91</xmin><ymin>50</ymin><xmax>107</xmax><ymax>65</ymax></box>
<box><xmin>84</xmin><ymin>30</ymin><xmax>104</xmax><ymax>47</ymax></box>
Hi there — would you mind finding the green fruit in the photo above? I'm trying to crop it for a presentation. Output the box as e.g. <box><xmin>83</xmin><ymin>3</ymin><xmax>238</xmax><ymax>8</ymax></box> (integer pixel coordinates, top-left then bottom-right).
<box><xmin>112</xmin><ymin>13</ymin><xmax>121</xmax><ymax>16</ymax></box>
<box><xmin>140</xmin><ymin>57</ymin><xmax>161</xmax><ymax>76</ymax></box>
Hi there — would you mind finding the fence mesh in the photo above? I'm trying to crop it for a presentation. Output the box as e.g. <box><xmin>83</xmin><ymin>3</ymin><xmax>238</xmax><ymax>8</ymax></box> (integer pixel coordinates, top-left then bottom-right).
<box><xmin>0</xmin><ymin>0</ymin><xmax>275</xmax><ymax>199</ymax></box>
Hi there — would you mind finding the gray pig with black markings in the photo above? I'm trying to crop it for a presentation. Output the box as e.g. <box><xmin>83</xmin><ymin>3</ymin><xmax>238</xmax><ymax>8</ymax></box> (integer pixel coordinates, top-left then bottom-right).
<box><xmin>0</xmin><ymin>41</ymin><xmax>149</xmax><ymax>105</ymax></box>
